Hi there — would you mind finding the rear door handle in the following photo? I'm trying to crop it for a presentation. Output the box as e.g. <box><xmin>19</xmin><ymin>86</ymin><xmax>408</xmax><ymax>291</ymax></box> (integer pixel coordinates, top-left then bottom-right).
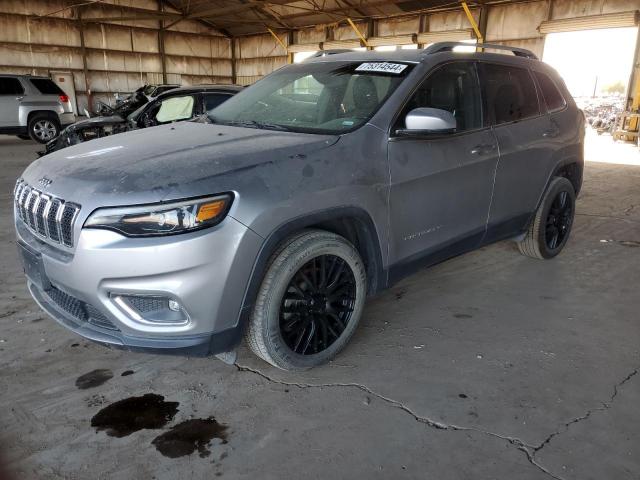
<box><xmin>470</xmin><ymin>144</ymin><xmax>496</xmax><ymax>155</ymax></box>
<box><xmin>542</xmin><ymin>129</ymin><xmax>559</xmax><ymax>138</ymax></box>
<box><xmin>15</xmin><ymin>96</ymin><xmax>24</xmax><ymax>101</ymax></box>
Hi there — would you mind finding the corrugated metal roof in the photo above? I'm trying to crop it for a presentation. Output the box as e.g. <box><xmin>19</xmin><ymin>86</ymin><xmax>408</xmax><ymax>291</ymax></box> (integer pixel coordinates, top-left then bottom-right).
<box><xmin>163</xmin><ymin>0</ymin><xmax>483</xmax><ymax>36</ymax></box>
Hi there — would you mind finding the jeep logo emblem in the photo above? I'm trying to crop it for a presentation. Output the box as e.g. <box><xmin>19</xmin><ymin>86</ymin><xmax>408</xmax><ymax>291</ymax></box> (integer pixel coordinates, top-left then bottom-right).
<box><xmin>38</xmin><ymin>177</ymin><xmax>53</xmax><ymax>188</ymax></box>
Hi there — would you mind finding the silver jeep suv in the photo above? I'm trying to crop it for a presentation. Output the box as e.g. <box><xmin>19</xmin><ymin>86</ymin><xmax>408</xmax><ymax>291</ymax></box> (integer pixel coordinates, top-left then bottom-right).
<box><xmin>0</xmin><ymin>75</ymin><xmax>74</xmax><ymax>143</ymax></box>
<box><xmin>14</xmin><ymin>42</ymin><xmax>584</xmax><ymax>370</ymax></box>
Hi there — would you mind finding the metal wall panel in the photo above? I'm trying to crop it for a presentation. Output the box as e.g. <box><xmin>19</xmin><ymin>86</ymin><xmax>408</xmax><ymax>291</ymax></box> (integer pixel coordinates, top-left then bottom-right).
<box><xmin>296</xmin><ymin>26</ymin><xmax>326</xmax><ymax>44</ymax></box>
<box><xmin>486</xmin><ymin>1</ymin><xmax>549</xmax><ymax>41</ymax></box>
<box><xmin>551</xmin><ymin>0</ymin><xmax>640</xmax><ymax>20</ymax></box>
<box><xmin>236</xmin><ymin>33</ymin><xmax>288</xmax><ymax>59</ymax></box>
<box><xmin>166</xmin><ymin>56</ymin><xmax>233</xmax><ymax>77</ymax></box>
<box><xmin>334</xmin><ymin>21</ymin><xmax>367</xmax><ymax>40</ymax></box>
<box><xmin>0</xmin><ymin>0</ymin><xmax>233</xmax><ymax>110</ymax></box>
<box><xmin>236</xmin><ymin>57</ymin><xmax>287</xmax><ymax>77</ymax></box>
<box><xmin>429</xmin><ymin>9</ymin><xmax>480</xmax><ymax>32</ymax></box>
<box><xmin>377</xmin><ymin>16</ymin><xmax>420</xmax><ymax>36</ymax></box>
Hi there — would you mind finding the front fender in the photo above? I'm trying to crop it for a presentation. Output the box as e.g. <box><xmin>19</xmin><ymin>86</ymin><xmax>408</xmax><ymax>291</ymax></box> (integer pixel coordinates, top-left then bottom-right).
<box><xmin>235</xmin><ymin>206</ymin><xmax>387</xmax><ymax>333</ymax></box>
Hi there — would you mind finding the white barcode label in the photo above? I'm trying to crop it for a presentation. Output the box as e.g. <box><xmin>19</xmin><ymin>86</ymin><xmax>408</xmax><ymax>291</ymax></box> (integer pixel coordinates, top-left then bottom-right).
<box><xmin>355</xmin><ymin>62</ymin><xmax>408</xmax><ymax>74</ymax></box>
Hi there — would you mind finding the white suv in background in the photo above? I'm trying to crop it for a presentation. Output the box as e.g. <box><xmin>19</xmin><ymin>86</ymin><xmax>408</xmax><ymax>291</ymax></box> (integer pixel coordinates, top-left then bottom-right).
<box><xmin>0</xmin><ymin>75</ymin><xmax>74</xmax><ymax>143</ymax></box>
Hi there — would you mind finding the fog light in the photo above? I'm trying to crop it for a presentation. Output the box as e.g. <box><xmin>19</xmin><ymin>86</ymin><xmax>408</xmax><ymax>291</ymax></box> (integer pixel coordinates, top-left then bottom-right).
<box><xmin>111</xmin><ymin>294</ymin><xmax>188</xmax><ymax>325</ymax></box>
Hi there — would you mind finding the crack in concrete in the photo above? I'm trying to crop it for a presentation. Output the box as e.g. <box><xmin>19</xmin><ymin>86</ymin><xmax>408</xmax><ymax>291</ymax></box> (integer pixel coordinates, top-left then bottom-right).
<box><xmin>533</xmin><ymin>368</ymin><xmax>638</xmax><ymax>455</ymax></box>
<box><xmin>575</xmin><ymin>212</ymin><xmax>639</xmax><ymax>224</ymax></box>
<box><xmin>235</xmin><ymin>363</ymin><xmax>639</xmax><ymax>480</ymax></box>
<box><xmin>235</xmin><ymin>363</ymin><xmax>559</xmax><ymax>478</ymax></box>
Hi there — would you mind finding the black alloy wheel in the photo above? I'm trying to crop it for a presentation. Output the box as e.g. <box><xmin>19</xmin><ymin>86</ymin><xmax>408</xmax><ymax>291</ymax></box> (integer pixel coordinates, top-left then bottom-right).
<box><xmin>545</xmin><ymin>190</ymin><xmax>573</xmax><ymax>250</ymax></box>
<box><xmin>279</xmin><ymin>255</ymin><xmax>356</xmax><ymax>355</ymax></box>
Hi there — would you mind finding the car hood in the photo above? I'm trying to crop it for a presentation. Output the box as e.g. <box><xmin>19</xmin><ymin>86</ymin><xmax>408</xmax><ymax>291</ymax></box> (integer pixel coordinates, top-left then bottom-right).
<box><xmin>22</xmin><ymin>121</ymin><xmax>340</xmax><ymax>208</ymax></box>
<box><xmin>66</xmin><ymin>115</ymin><xmax>125</xmax><ymax>130</ymax></box>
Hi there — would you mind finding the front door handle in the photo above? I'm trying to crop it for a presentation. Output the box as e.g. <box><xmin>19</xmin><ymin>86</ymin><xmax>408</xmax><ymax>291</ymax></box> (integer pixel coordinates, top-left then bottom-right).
<box><xmin>542</xmin><ymin>129</ymin><xmax>559</xmax><ymax>138</ymax></box>
<box><xmin>470</xmin><ymin>144</ymin><xmax>496</xmax><ymax>155</ymax></box>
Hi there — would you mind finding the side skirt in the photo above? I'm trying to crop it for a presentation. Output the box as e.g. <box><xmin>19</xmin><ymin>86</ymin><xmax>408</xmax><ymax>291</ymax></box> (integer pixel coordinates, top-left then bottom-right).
<box><xmin>387</xmin><ymin>213</ymin><xmax>531</xmax><ymax>287</ymax></box>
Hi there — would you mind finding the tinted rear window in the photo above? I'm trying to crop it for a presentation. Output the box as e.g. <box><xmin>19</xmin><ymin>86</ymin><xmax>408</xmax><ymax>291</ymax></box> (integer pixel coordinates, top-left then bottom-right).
<box><xmin>0</xmin><ymin>77</ymin><xmax>24</xmax><ymax>95</ymax></box>
<box><xmin>533</xmin><ymin>71</ymin><xmax>566</xmax><ymax>112</ymax></box>
<box><xmin>482</xmin><ymin>64</ymin><xmax>540</xmax><ymax>125</ymax></box>
<box><xmin>29</xmin><ymin>78</ymin><xmax>65</xmax><ymax>95</ymax></box>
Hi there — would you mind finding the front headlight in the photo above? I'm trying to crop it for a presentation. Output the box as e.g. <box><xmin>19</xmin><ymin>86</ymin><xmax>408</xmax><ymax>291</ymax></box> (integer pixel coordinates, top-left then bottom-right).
<box><xmin>84</xmin><ymin>194</ymin><xmax>233</xmax><ymax>237</ymax></box>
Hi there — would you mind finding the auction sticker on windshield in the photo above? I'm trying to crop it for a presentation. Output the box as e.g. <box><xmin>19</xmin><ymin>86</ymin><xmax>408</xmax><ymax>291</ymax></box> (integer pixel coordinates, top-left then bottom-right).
<box><xmin>355</xmin><ymin>62</ymin><xmax>408</xmax><ymax>74</ymax></box>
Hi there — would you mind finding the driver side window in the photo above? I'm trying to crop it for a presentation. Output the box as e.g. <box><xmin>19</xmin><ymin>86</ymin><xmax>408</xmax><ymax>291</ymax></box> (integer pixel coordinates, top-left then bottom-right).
<box><xmin>399</xmin><ymin>62</ymin><xmax>482</xmax><ymax>132</ymax></box>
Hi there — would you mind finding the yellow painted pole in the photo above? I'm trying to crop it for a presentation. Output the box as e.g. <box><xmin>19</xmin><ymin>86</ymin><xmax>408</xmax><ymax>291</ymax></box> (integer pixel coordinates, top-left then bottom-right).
<box><xmin>347</xmin><ymin>17</ymin><xmax>369</xmax><ymax>48</ymax></box>
<box><xmin>267</xmin><ymin>27</ymin><xmax>288</xmax><ymax>58</ymax></box>
<box><xmin>461</xmin><ymin>2</ymin><xmax>483</xmax><ymax>44</ymax></box>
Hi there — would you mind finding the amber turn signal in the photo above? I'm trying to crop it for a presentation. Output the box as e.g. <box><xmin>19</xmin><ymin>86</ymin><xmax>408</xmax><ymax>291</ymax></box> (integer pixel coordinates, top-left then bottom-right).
<box><xmin>196</xmin><ymin>200</ymin><xmax>227</xmax><ymax>222</ymax></box>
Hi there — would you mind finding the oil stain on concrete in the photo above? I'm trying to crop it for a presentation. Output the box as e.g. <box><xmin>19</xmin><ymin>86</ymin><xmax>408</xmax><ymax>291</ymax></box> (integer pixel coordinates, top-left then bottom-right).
<box><xmin>91</xmin><ymin>394</ymin><xmax>179</xmax><ymax>438</ymax></box>
<box><xmin>75</xmin><ymin>369</ymin><xmax>114</xmax><ymax>389</ymax></box>
<box><xmin>151</xmin><ymin>417</ymin><xmax>229</xmax><ymax>458</ymax></box>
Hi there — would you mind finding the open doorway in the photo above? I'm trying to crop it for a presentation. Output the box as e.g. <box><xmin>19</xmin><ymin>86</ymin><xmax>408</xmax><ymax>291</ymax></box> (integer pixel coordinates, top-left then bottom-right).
<box><xmin>543</xmin><ymin>27</ymin><xmax>637</xmax><ymax>137</ymax></box>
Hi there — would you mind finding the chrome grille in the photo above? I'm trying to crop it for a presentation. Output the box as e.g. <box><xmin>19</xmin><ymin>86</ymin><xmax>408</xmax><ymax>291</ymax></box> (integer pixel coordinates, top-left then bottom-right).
<box><xmin>14</xmin><ymin>180</ymin><xmax>80</xmax><ymax>247</ymax></box>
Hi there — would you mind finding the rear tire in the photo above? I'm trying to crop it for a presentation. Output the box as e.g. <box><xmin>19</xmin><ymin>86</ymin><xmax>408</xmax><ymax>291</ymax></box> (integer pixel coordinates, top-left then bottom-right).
<box><xmin>518</xmin><ymin>177</ymin><xmax>576</xmax><ymax>259</ymax></box>
<box><xmin>28</xmin><ymin>113</ymin><xmax>60</xmax><ymax>144</ymax></box>
<box><xmin>245</xmin><ymin>230</ymin><xmax>367</xmax><ymax>371</ymax></box>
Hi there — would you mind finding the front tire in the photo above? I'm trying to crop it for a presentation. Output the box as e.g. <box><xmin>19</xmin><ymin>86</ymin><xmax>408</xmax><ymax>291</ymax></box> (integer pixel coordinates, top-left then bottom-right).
<box><xmin>28</xmin><ymin>114</ymin><xmax>60</xmax><ymax>144</ymax></box>
<box><xmin>518</xmin><ymin>177</ymin><xmax>576</xmax><ymax>259</ymax></box>
<box><xmin>245</xmin><ymin>230</ymin><xmax>367</xmax><ymax>371</ymax></box>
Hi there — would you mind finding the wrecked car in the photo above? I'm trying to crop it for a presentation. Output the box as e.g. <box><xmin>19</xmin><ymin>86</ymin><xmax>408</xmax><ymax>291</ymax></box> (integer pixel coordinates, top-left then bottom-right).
<box><xmin>42</xmin><ymin>85</ymin><xmax>242</xmax><ymax>155</ymax></box>
<box><xmin>15</xmin><ymin>43</ymin><xmax>583</xmax><ymax>371</ymax></box>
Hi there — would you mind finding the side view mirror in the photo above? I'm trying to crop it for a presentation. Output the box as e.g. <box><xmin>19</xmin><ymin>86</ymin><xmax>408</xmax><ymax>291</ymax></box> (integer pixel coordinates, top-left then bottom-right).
<box><xmin>397</xmin><ymin>107</ymin><xmax>457</xmax><ymax>136</ymax></box>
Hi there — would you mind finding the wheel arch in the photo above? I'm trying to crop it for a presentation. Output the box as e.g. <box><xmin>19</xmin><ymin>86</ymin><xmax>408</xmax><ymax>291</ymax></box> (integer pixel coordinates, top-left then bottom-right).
<box><xmin>553</xmin><ymin>160</ymin><xmax>583</xmax><ymax>196</ymax></box>
<box><xmin>237</xmin><ymin>207</ymin><xmax>387</xmax><ymax>331</ymax></box>
<box><xmin>26</xmin><ymin>109</ymin><xmax>60</xmax><ymax>127</ymax></box>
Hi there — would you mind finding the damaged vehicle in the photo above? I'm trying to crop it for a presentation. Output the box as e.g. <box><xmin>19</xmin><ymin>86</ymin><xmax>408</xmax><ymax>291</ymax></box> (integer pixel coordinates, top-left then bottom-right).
<box><xmin>42</xmin><ymin>85</ymin><xmax>242</xmax><ymax>155</ymax></box>
<box><xmin>15</xmin><ymin>42</ymin><xmax>584</xmax><ymax>371</ymax></box>
<box><xmin>93</xmin><ymin>89</ymin><xmax>148</xmax><ymax>118</ymax></box>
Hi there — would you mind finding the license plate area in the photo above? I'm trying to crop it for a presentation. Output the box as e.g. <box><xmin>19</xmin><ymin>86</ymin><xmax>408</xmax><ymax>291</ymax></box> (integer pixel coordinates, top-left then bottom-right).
<box><xmin>17</xmin><ymin>242</ymin><xmax>51</xmax><ymax>290</ymax></box>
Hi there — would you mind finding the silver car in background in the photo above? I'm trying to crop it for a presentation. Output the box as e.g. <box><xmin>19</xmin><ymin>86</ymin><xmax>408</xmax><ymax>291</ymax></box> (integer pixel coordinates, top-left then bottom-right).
<box><xmin>0</xmin><ymin>75</ymin><xmax>74</xmax><ymax>143</ymax></box>
<box><xmin>14</xmin><ymin>42</ymin><xmax>584</xmax><ymax>371</ymax></box>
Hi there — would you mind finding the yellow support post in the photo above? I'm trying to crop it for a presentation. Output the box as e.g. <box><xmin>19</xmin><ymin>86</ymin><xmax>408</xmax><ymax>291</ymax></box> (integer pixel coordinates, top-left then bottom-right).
<box><xmin>461</xmin><ymin>2</ymin><xmax>483</xmax><ymax>46</ymax></box>
<box><xmin>347</xmin><ymin>17</ymin><xmax>369</xmax><ymax>48</ymax></box>
<box><xmin>267</xmin><ymin>27</ymin><xmax>288</xmax><ymax>60</ymax></box>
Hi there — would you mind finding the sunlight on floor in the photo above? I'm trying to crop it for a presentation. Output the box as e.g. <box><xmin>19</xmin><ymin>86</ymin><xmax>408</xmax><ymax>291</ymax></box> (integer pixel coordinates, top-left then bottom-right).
<box><xmin>585</xmin><ymin>127</ymin><xmax>640</xmax><ymax>166</ymax></box>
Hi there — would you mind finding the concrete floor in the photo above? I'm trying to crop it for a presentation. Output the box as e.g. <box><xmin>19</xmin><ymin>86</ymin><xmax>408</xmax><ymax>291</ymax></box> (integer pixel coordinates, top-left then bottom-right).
<box><xmin>0</xmin><ymin>131</ymin><xmax>638</xmax><ymax>480</ymax></box>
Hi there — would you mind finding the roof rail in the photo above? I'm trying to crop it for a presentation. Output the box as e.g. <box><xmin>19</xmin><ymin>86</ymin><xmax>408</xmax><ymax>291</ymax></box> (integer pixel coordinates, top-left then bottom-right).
<box><xmin>423</xmin><ymin>42</ymin><xmax>538</xmax><ymax>60</ymax></box>
<box><xmin>311</xmin><ymin>49</ymin><xmax>353</xmax><ymax>58</ymax></box>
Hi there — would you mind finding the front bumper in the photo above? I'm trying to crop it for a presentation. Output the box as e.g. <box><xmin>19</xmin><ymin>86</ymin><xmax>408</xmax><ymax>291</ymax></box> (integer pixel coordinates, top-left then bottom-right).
<box><xmin>16</xmin><ymin>215</ymin><xmax>263</xmax><ymax>354</ymax></box>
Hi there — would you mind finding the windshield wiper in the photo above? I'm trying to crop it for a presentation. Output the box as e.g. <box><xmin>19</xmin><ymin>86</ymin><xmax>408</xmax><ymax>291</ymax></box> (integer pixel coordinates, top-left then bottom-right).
<box><xmin>210</xmin><ymin>118</ymin><xmax>291</xmax><ymax>131</ymax></box>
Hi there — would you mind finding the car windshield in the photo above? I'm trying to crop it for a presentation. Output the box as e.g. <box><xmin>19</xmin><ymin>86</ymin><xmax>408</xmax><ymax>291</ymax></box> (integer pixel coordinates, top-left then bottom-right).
<box><xmin>209</xmin><ymin>61</ymin><xmax>412</xmax><ymax>134</ymax></box>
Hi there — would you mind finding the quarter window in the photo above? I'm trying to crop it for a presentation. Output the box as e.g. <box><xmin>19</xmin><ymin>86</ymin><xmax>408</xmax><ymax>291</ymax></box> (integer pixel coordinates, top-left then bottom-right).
<box><xmin>399</xmin><ymin>62</ymin><xmax>483</xmax><ymax>132</ymax></box>
<box><xmin>533</xmin><ymin>71</ymin><xmax>566</xmax><ymax>112</ymax></box>
<box><xmin>29</xmin><ymin>78</ymin><xmax>64</xmax><ymax>95</ymax></box>
<box><xmin>0</xmin><ymin>77</ymin><xmax>24</xmax><ymax>95</ymax></box>
<box><xmin>482</xmin><ymin>64</ymin><xmax>539</xmax><ymax>125</ymax></box>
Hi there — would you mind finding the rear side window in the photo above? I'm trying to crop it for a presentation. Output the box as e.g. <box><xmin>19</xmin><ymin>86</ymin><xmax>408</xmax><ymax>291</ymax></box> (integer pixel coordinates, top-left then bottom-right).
<box><xmin>482</xmin><ymin>64</ymin><xmax>539</xmax><ymax>125</ymax></box>
<box><xmin>398</xmin><ymin>62</ymin><xmax>483</xmax><ymax>132</ymax></box>
<box><xmin>205</xmin><ymin>93</ymin><xmax>232</xmax><ymax>111</ymax></box>
<box><xmin>0</xmin><ymin>77</ymin><xmax>24</xmax><ymax>95</ymax></box>
<box><xmin>533</xmin><ymin>71</ymin><xmax>566</xmax><ymax>112</ymax></box>
<box><xmin>29</xmin><ymin>78</ymin><xmax>64</xmax><ymax>95</ymax></box>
